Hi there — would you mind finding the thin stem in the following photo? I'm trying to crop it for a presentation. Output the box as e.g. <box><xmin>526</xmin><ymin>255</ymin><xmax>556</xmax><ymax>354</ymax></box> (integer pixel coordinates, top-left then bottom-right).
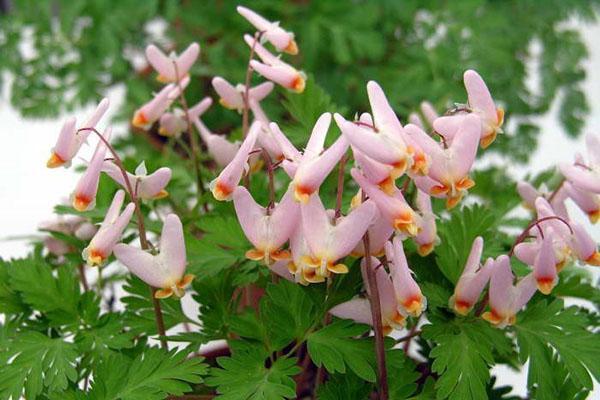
<box><xmin>78</xmin><ymin>264</ymin><xmax>89</xmax><ymax>291</ymax></box>
<box><xmin>77</xmin><ymin>127</ymin><xmax>168</xmax><ymax>349</ymax></box>
<box><xmin>333</xmin><ymin>153</ymin><xmax>348</xmax><ymax>222</ymax></box>
<box><xmin>173</xmin><ymin>62</ymin><xmax>207</xmax><ymax>211</ymax></box>
<box><xmin>508</xmin><ymin>216</ymin><xmax>573</xmax><ymax>256</ymax></box>
<box><xmin>96</xmin><ymin>267</ymin><xmax>103</xmax><ymax>294</ymax></box>
<box><xmin>547</xmin><ymin>178</ymin><xmax>565</xmax><ymax>202</ymax></box>
<box><xmin>262</xmin><ymin>149</ymin><xmax>276</xmax><ymax>212</ymax></box>
<box><xmin>397</xmin><ymin>329</ymin><xmax>423</xmax><ymax>344</ymax></box>
<box><xmin>402</xmin><ymin>315</ymin><xmax>422</xmax><ymax>353</ymax></box>
<box><xmin>360</xmin><ymin>194</ymin><xmax>389</xmax><ymax>400</ymax></box>
<box><xmin>242</xmin><ymin>31</ymin><xmax>262</xmax><ymax>139</ymax></box>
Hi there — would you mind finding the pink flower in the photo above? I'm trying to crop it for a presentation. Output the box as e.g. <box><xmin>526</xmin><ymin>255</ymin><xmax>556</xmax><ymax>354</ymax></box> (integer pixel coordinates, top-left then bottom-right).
<box><xmin>132</xmin><ymin>77</ymin><xmax>189</xmax><ymax>130</ymax></box>
<box><xmin>350</xmin><ymin>192</ymin><xmax>394</xmax><ymax>257</ymax></box>
<box><xmin>413</xmin><ymin>190</ymin><xmax>439</xmax><ymax>256</ymax></box>
<box><xmin>406</xmin><ymin>115</ymin><xmax>480</xmax><ymax>209</ymax></box>
<box><xmin>233</xmin><ymin>186</ymin><xmax>299</xmax><ymax>265</ymax></box>
<box><xmin>194</xmin><ymin>118</ymin><xmax>240</xmax><ymax>168</ymax></box>
<box><xmin>434</xmin><ymin>70</ymin><xmax>504</xmax><ymax>148</ymax></box>
<box><xmin>449</xmin><ymin>237</ymin><xmax>493</xmax><ymax>315</ymax></box>
<box><xmin>82</xmin><ymin>190</ymin><xmax>134</xmax><ymax>266</ymax></box>
<box><xmin>47</xmin><ymin>98</ymin><xmax>109</xmax><ymax>168</ymax></box>
<box><xmin>103</xmin><ymin>161</ymin><xmax>172</xmax><ymax>201</ymax></box>
<box><xmin>159</xmin><ymin>97</ymin><xmax>212</xmax><ymax>138</ymax></box>
<box><xmin>351</xmin><ymin>168</ymin><xmax>421</xmax><ymax>237</ymax></box>
<box><xmin>210</xmin><ymin>121</ymin><xmax>261</xmax><ymax>201</ymax></box>
<box><xmin>564</xmin><ymin>182</ymin><xmax>600</xmax><ymax>224</ymax></box>
<box><xmin>71</xmin><ymin>127</ymin><xmax>112</xmax><ymax>211</ymax></box>
<box><xmin>287</xmin><ymin>224</ymin><xmax>324</xmax><ymax>284</ymax></box>
<box><xmin>570</xmin><ymin>222</ymin><xmax>600</xmax><ymax>266</ymax></box>
<box><xmin>291</xmin><ymin>113</ymin><xmax>349</xmax><ymax>203</ymax></box>
<box><xmin>420</xmin><ymin>101</ymin><xmax>439</xmax><ymax>126</ymax></box>
<box><xmin>532</xmin><ymin>233</ymin><xmax>558</xmax><ymax>294</ymax></box>
<box><xmin>559</xmin><ymin>133</ymin><xmax>600</xmax><ymax>193</ymax></box>
<box><xmin>114</xmin><ymin>214</ymin><xmax>194</xmax><ymax>298</ymax></box>
<box><xmin>145</xmin><ymin>43</ymin><xmax>200</xmax><ymax>83</ymax></box>
<box><xmin>300</xmin><ymin>194</ymin><xmax>378</xmax><ymax>279</ymax></box>
<box><xmin>516</xmin><ymin>181</ymin><xmax>569</xmax><ymax>218</ymax></box>
<box><xmin>385</xmin><ymin>237</ymin><xmax>426</xmax><ymax>317</ymax></box>
<box><xmin>212</xmin><ymin>77</ymin><xmax>274</xmax><ymax>112</ymax></box>
<box><xmin>482</xmin><ymin>256</ymin><xmax>537</xmax><ymax>328</ymax></box>
<box><xmin>245</xmin><ymin>35</ymin><xmax>306</xmax><ymax>93</ymax></box>
<box><xmin>237</xmin><ymin>6</ymin><xmax>298</xmax><ymax>54</ymax></box>
<box><xmin>330</xmin><ymin>256</ymin><xmax>407</xmax><ymax>334</ymax></box>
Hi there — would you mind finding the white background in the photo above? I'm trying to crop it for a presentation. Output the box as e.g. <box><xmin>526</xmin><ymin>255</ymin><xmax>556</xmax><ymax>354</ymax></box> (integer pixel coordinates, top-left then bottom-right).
<box><xmin>0</xmin><ymin>19</ymin><xmax>598</xmax><ymax>399</ymax></box>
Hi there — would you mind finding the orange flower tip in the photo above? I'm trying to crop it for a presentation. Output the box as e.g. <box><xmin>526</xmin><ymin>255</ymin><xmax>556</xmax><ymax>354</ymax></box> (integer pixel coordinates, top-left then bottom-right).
<box><xmin>154</xmin><ymin>287</ymin><xmax>174</xmax><ymax>299</ymax></box>
<box><xmin>291</xmin><ymin>75</ymin><xmax>306</xmax><ymax>93</ymax></box>
<box><xmin>452</xmin><ymin>299</ymin><xmax>472</xmax><ymax>316</ymax></box>
<box><xmin>482</xmin><ymin>309</ymin><xmax>503</xmax><ymax>325</ymax></box>
<box><xmin>394</xmin><ymin>217</ymin><xmax>419</xmax><ymax>237</ymax></box>
<box><xmin>537</xmin><ymin>278</ymin><xmax>555</xmax><ymax>295</ymax></box>
<box><xmin>382</xmin><ymin>325</ymin><xmax>393</xmax><ymax>336</ymax></box>
<box><xmin>245</xmin><ymin>248</ymin><xmax>265</xmax><ymax>261</ymax></box>
<box><xmin>46</xmin><ymin>152</ymin><xmax>66</xmax><ymax>168</ymax></box>
<box><xmin>132</xmin><ymin>112</ymin><xmax>149</xmax><ymax>128</ymax></box>
<box><xmin>378</xmin><ymin>176</ymin><xmax>396</xmax><ymax>195</ymax></box>
<box><xmin>176</xmin><ymin>274</ymin><xmax>195</xmax><ymax>289</ymax></box>
<box><xmin>87</xmin><ymin>249</ymin><xmax>106</xmax><ymax>266</ymax></box>
<box><xmin>327</xmin><ymin>263</ymin><xmax>349</xmax><ymax>274</ymax></box>
<box><xmin>350</xmin><ymin>192</ymin><xmax>362</xmax><ymax>209</ymax></box>
<box><xmin>403</xmin><ymin>297</ymin><xmax>424</xmax><ymax>316</ymax></box>
<box><xmin>390</xmin><ymin>160</ymin><xmax>408</xmax><ymax>180</ymax></box>
<box><xmin>496</xmin><ymin>107</ymin><xmax>505</xmax><ymax>126</ymax></box>
<box><xmin>430</xmin><ymin>185</ymin><xmax>449</xmax><ymax>197</ymax></box>
<box><xmin>218</xmin><ymin>98</ymin><xmax>236</xmax><ymax>110</ymax></box>
<box><xmin>73</xmin><ymin>195</ymin><xmax>92</xmax><ymax>212</ymax></box>
<box><xmin>300</xmin><ymin>255</ymin><xmax>320</xmax><ymax>268</ymax></box>
<box><xmin>284</xmin><ymin>39</ymin><xmax>299</xmax><ymax>55</ymax></box>
<box><xmin>456</xmin><ymin>177</ymin><xmax>475</xmax><ymax>191</ymax></box>
<box><xmin>293</xmin><ymin>185</ymin><xmax>312</xmax><ymax>204</ymax></box>
<box><xmin>287</xmin><ymin>262</ymin><xmax>298</xmax><ymax>274</ymax></box>
<box><xmin>445</xmin><ymin>195</ymin><xmax>462</xmax><ymax>210</ymax></box>
<box><xmin>585</xmin><ymin>251</ymin><xmax>600</xmax><ymax>266</ymax></box>
<box><xmin>152</xmin><ymin>189</ymin><xmax>169</xmax><ymax>200</ymax></box>
<box><xmin>158</xmin><ymin>127</ymin><xmax>172</xmax><ymax>137</ymax></box>
<box><xmin>555</xmin><ymin>260</ymin><xmax>567</xmax><ymax>272</ymax></box>
<box><xmin>303</xmin><ymin>268</ymin><xmax>325</xmax><ymax>283</ymax></box>
<box><xmin>417</xmin><ymin>242</ymin><xmax>435</xmax><ymax>257</ymax></box>
<box><xmin>270</xmin><ymin>249</ymin><xmax>292</xmax><ymax>261</ymax></box>
<box><xmin>588</xmin><ymin>210</ymin><xmax>600</xmax><ymax>224</ymax></box>
<box><xmin>212</xmin><ymin>181</ymin><xmax>233</xmax><ymax>201</ymax></box>
<box><xmin>411</xmin><ymin>153</ymin><xmax>429</xmax><ymax>176</ymax></box>
<box><xmin>392</xmin><ymin>310</ymin><xmax>406</xmax><ymax>325</ymax></box>
<box><xmin>480</xmin><ymin>131</ymin><xmax>497</xmax><ymax>149</ymax></box>
<box><xmin>156</xmin><ymin>74</ymin><xmax>172</xmax><ymax>84</ymax></box>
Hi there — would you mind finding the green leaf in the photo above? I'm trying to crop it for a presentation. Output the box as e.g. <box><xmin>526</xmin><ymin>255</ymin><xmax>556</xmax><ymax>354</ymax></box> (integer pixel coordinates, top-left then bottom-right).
<box><xmin>0</xmin><ymin>332</ymin><xmax>78</xmax><ymax>399</ymax></box>
<box><xmin>423</xmin><ymin>318</ymin><xmax>513</xmax><ymax>400</ymax></box>
<box><xmin>307</xmin><ymin>319</ymin><xmax>377</xmax><ymax>382</ymax></box>
<box><xmin>387</xmin><ymin>349</ymin><xmax>419</xmax><ymax>399</ymax></box>
<box><xmin>206</xmin><ymin>349</ymin><xmax>300</xmax><ymax>400</ymax></box>
<box><xmin>0</xmin><ymin>259</ymin><xmax>29</xmax><ymax>315</ymax></box>
<box><xmin>514</xmin><ymin>299</ymin><xmax>600</xmax><ymax>399</ymax></box>
<box><xmin>88</xmin><ymin>347</ymin><xmax>206</xmax><ymax>400</ymax></box>
<box><xmin>317</xmin><ymin>372</ymin><xmax>372</xmax><ymax>400</ymax></box>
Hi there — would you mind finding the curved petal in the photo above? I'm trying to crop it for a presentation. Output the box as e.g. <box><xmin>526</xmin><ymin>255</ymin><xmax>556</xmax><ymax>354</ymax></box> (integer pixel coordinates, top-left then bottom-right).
<box><xmin>464</xmin><ymin>70</ymin><xmax>496</xmax><ymax>121</ymax></box>
<box><xmin>232</xmin><ymin>186</ymin><xmax>266</xmax><ymax>249</ymax></box>
<box><xmin>159</xmin><ymin>214</ymin><xmax>187</xmax><ymax>280</ymax></box>
<box><xmin>331</xmin><ymin>200</ymin><xmax>378</xmax><ymax>260</ymax></box>
<box><xmin>114</xmin><ymin>244</ymin><xmax>167</xmax><ymax>288</ymax></box>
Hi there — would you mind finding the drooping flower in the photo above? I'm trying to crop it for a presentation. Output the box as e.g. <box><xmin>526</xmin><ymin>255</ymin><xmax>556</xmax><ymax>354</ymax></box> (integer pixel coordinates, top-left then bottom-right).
<box><xmin>564</xmin><ymin>181</ymin><xmax>600</xmax><ymax>224</ymax></box>
<box><xmin>103</xmin><ymin>161</ymin><xmax>172</xmax><ymax>201</ymax></box>
<box><xmin>287</xmin><ymin>223</ymin><xmax>325</xmax><ymax>284</ymax></box>
<box><xmin>413</xmin><ymin>189</ymin><xmax>439</xmax><ymax>256</ymax></box>
<box><xmin>290</xmin><ymin>113</ymin><xmax>349</xmax><ymax>203</ymax></box>
<box><xmin>82</xmin><ymin>190</ymin><xmax>135</xmax><ymax>266</ymax></box>
<box><xmin>351</xmin><ymin>168</ymin><xmax>421</xmax><ymax>237</ymax></box>
<box><xmin>158</xmin><ymin>97</ymin><xmax>212</xmax><ymax>137</ymax></box>
<box><xmin>406</xmin><ymin>115</ymin><xmax>480</xmax><ymax>209</ymax></box>
<box><xmin>385</xmin><ymin>237</ymin><xmax>427</xmax><ymax>317</ymax></box>
<box><xmin>132</xmin><ymin>77</ymin><xmax>189</xmax><ymax>130</ymax></box>
<box><xmin>559</xmin><ymin>133</ymin><xmax>600</xmax><ymax>193</ymax></box>
<box><xmin>335</xmin><ymin>81</ymin><xmax>413</xmax><ymax>179</ymax></box>
<box><xmin>516</xmin><ymin>180</ymin><xmax>569</xmax><ymax>218</ymax></box>
<box><xmin>114</xmin><ymin>214</ymin><xmax>194</xmax><ymax>298</ymax></box>
<box><xmin>237</xmin><ymin>6</ymin><xmax>298</xmax><ymax>54</ymax></box>
<box><xmin>532</xmin><ymin>233</ymin><xmax>558</xmax><ymax>294</ymax></box>
<box><xmin>300</xmin><ymin>194</ymin><xmax>378</xmax><ymax>279</ymax></box>
<box><xmin>570</xmin><ymin>222</ymin><xmax>600</xmax><ymax>266</ymax></box>
<box><xmin>329</xmin><ymin>256</ymin><xmax>406</xmax><ymax>335</ymax></box>
<box><xmin>210</xmin><ymin>121</ymin><xmax>261</xmax><ymax>201</ymax></box>
<box><xmin>245</xmin><ymin>35</ymin><xmax>306</xmax><ymax>93</ymax></box>
<box><xmin>194</xmin><ymin>118</ymin><xmax>240</xmax><ymax>168</ymax></box>
<box><xmin>47</xmin><ymin>98</ymin><xmax>110</xmax><ymax>168</ymax></box>
<box><xmin>482</xmin><ymin>256</ymin><xmax>537</xmax><ymax>328</ymax></box>
<box><xmin>449</xmin><ymin>237</ymin><xmax>493</xmax><ymax>315</ymax></box>
<box><xmin>350</xmin><ymin>191</ymin><xmax>394</xmax><ymax>257</ymax></box>
<box><xmin>233</xmin><ymin>186</ymin><xmax>299</xmax><ymax>265</ymax></box>
<box><xmin>212</xmin><ymin>77</ymin><xmax>274</xmax><ymax>112</ymax></box>
<box><xmin>71</xmin><ymin>127</ymin><xmax>112</xmax><ymax>211</ymax></box>
<box><xmin>434</xmin><ymin>70</ymin><xmax>504</xmax><ymax>148</ymax></box>
<box><xmin>145</xmin><ymin>42</ymin><xmax>200</xmax><ymax>83</ymax></box>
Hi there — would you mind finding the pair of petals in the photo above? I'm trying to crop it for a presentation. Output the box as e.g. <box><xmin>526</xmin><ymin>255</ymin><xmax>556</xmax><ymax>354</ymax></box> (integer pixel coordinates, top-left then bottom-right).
<box><xmin>145</xmin><ymin>43</ymin><xmax>199</xmax><ymax>83</ymax></box>
<box><xmin>132</xmin><ymin>77</ymin><xmax>189</xmax><ymax>130</ymax></box>
<box><xmin>559</xmin><ymin>133</ymin><xmax>600</xmax><ymax>194</ymax></box>
<box><xmin>103</xmin><ymin>161</ymin><xmax>172</xmax><ymax>201</ymax></box>
<box><xmin>159</xmin><ymin>97</ymin><xmax>212</xmax><ymax>137</ymax></box>
<box><xmin>114</xmin><ymin>214</ymin><xmax>193</xmax><ymax>298</ymax></box>
<box><xmin>237</xmin><ymin>6</ymin><xmax>298</xmax><ymax>54</ymax></box>
<box><xmin>212</xmin><ymin>77</ymin><xmax>274</xmax><ymax>112</ymax></box>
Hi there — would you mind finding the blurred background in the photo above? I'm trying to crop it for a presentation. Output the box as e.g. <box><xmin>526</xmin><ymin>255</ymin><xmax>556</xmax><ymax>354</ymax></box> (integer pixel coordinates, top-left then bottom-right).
<box><xmin>1</xmin><ymin>0</ymin><xmax>599</xmax><ymax>397</ymax></box>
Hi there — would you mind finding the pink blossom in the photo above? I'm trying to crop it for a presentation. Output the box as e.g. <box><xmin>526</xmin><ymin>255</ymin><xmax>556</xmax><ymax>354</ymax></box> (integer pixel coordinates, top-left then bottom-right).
<box><xmin>237</xmin><ymin>6</ymin><xmax>298</xmax><ymax>54</ymax></box>
<box><xmin>145</xmin><ymin>43</ymin><xmax>199</xmax><ymax>83</ymax></box>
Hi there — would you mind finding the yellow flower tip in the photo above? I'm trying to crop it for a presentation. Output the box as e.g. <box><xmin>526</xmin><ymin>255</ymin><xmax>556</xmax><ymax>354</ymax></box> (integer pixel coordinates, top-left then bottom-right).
<box><xmin>156</xmin><ymin>74</ymin><xmax>172</xmax><ymax>84</ymax></box>
<box><xmin>456</xmin><ymin>176</ymin><xmax>475</xmax><ymax>191</ymax></box>
<box><xmin>445</xmin><ymin>194</ymin><xmax>463</xmax><ymax>210</ymax></box>
<box><xmin>152</xmin><ymin>189</ymin><xmax>169</xmax><ymax>200</ymax></box>
<box><xmin>417</xmin><ymin>242</ymin><xmax>435</xmax><ymax>257</ymax></box>
<box><xmin>132</xmin><ymin>111</ymin><xmax>149</xmax><ymax>128</ymax></box>
<box><xmin>73</xmin><ymin>195</ymin><xmax>92</xmax><ymax>212</ymax></box>
<box><xmin>391</xmin><ymin>310</ymin><xmax>406</xmax><ymax>326</ymax></box>
<box><xmin>300</xmin><ymin>255</ymin><xmax>320</xmax><ymax>268</ymax></box>
<box><xmin>327</xmin><ymin>263</ymin><xmax>349</xmax><ymax>274</ymax></box>
<box><xmin>212</xmin><ymin>181</ymin><xmax>233</xmax><ymax>201</ymax></box>
<box><xmin>480</xmin><ymin>131</ymin><xmax>497</xmax><ymax>149</ymax></box>
<box><xmin>293</xmin><ymin>185</ymin><xmax>312</xmax><ymax>204</ymax></box>
<box><xmin>270</xmin><ymin>249</ymin><xmax>292</xmax><ymax>262</ymax></box>
<box><xmin>430</xmin><ymin>184</ymin><xmax>449</xmax><ymax>197</ymax></box>
<box><xmin>496</xmin><ymin>107</ymin><xmax>505</xmax><ymax>126</ymax></box>
<box><xmin>586</xmin><ymin>251</ymin><xmax>600</xmax><ymax>266</ymax></box>
<box><xmin>382</xmin><ymin>325</ymin><xmax>393</xmax><ymax>336</ymax></box>
<box><xmin>410</xmin><ymin>152</ymin><xmax>429</xmax><ymax>176</ymax></box>
<box><xmin>46</xmin><ymin>152</ymin><xmax>66</xmax><ymax>168</ymax></box>
<box><xmin>287</xmin><ymin>261</ymin><xmax>298</xmax><ymax>274</ymax></box>
<box><xmin>158</xmin><ymin>127</ymin><xmax>172</xmax><ymax>137</ymax></box>
<box><xmin>394</xmin><ymin>213</ymin><xmax>420</xmax><ymax>237</ymax></box>
<box><xmin>154</xmin><ymin>287</ymin><xmax>174</xmax><ymax>299</ymax></box>
<box><xmin>350</xmin><ymin>191</ymin><xmax>362</xmax><ymax>209</ymax></box>
<box><xmin>537</xmin><ymin>278</ymin><xmax>555</xmax><ymax>295</ymax></box>
<box><xmin>303</xmin><ymin>268</ymin><xmax>326</xmax><ymax>283</ymax></box>
<box><xmin>176</xmin><ymin>274</ymin><xmax>195</xmax><ymax>289</ymax></box>
<box><xmin>245</xmin><ymin>248</ymin><xmax>265</xmax><ymax>261</ymax></box>
<box><xmin>218</xmin><ymin>98</ymin><xmax>236</xmax><ymax>110</ymax></box>
<box><xmin>555</xmin><ymin>259</ymin><xmax>567</xmax><ymax>272</ymax></box>
<box><xmin>378</xmin><ymin>176</ymin><xmax>396</xmax><ymax>195</ymax></box>
<box><xmin>481</xmin><ymin>309</ymin><xmax>503</xmax><ymax>325</ymax></box>
<box><xmin>284</xmin><ymin>39</ymin><xmax>299</xmax><ymax>55</ymax></box>
<box><xmin>452</xmin><ymin>298</ymin><xmax>472</xmax><ymax>316</ymax></box>
<box><xmin>403</xmin><ymin>297</ymin><xmax>425</xmax><ymax>317</ymax></box>
<box><xmin>390</xmin><ymin>159</ymin><xmax>408</xmax><ymax>180</ymax></box>
<box><xmin>588</xmin><ymin>210</ymin><xmax>600</xmax><ymax>224</ymax></box>
<box><xmin>87</xmin><ymin>249</ymin><xmax>106</xmax><ymax>267</ymax></box>
<box><xmin>291</xmin><ymin>75</ymin><xmax>306</xmax><ymax>93</ymax></box>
